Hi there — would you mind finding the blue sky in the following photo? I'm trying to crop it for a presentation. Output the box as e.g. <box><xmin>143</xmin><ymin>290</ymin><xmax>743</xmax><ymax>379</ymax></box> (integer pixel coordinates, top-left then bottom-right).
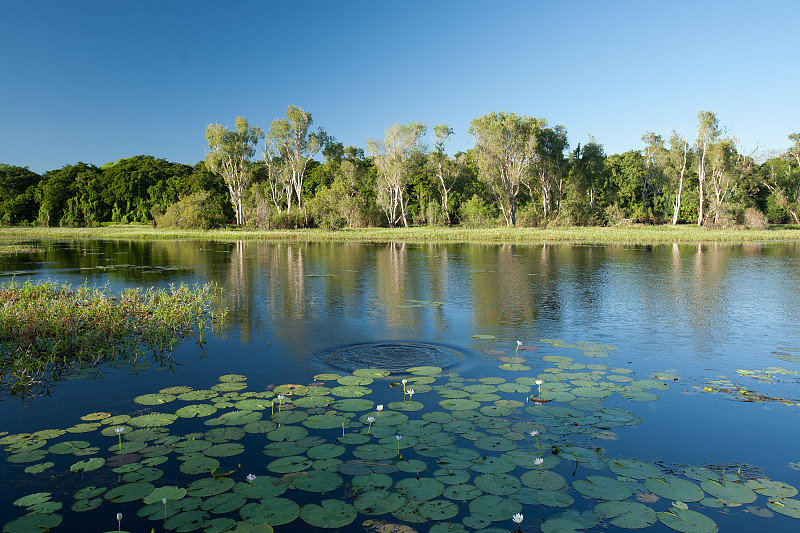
<box><xmin>1</xmin><ymin>1</ymin><xmax>798</xmax><ymax>173</ymax></box>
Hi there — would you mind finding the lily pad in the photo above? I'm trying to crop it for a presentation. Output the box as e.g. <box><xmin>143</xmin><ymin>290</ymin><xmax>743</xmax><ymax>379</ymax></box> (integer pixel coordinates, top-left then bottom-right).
<box><xmin>135</xmin><ymin>393</ymin><xmax>176</xmax><ymax>405</ymax></box>
<box><xmin>176</xmin><ymin>404</ymin><xmax>218</xmax><ymax>418</ymax></box>
<box><xmin>290</xmin><ymin>470</ymin><xmax>343</xmax><ymax>492</ymax></box>
<box><xmin>354</xmin><ymin>490</ymin><xmax>406</xmax><ymax>515</ymax></box>
<box><xmin>766</xmin><ymin>497</ymin><xmax>800</xmax><ymax>518</ymax></box>
<box><xmin>187</xmin><ymin>477</ymin><xmax>235</xmax><ymax>497</ymax></box>
<box><xmin>574</xmin><ymin>476</ymin><xmax>632</xmax><ymax>501</ymax></box>
<box><xmin>268</xmin><ymin>455</ymin><xmax>313</xmax><ymax>473</ymax></box>
<box><xmin>300</xmin><ymin>499</ymin><xmax>357</xmax><ymax>528</ymax></box>
<box><xmin>468</xmin><ymin>494</ymin><xmax>522</xmax><ymax>521</ymax></box>
<box><xmin>745</xmin><ymin>478</ymin><xmax>798</xmax><ymax>498</ymax></box>
<box><xmin>144</xmin><ymin>486</ymin><xmax>188</xmax><ymax>504</ymax></box>
<box><xmin>418</xmin><ymin>499</ymin><xmax>459</xmax><ymax>520</ymax></box>
<box><xmin>645</xmin><ymin>476</ymin><xmax>705</xmax><ymax>502</ymax></box>
<box><xmin>609</xmin><ymin>459</ymin><xmax>662</xmax><ymax>480</ymax></box>
<box><xmin>105</xmin><ymin>482</ymin><xmax>155</xmax><ymax>503</ymax></box>
<box><xmin>521</xmin><ymin>469</ymin><xmax>566</xmax><ymax>490</ymax></box>
<box><xmin>395</xmin><ymin>477</ymin><xmax>445</xmax><ymax>500</ymax></box>
<box><xmin>473</xmin><ymin>473</ymin><xmax>521</xmax><ymax>495</ymax></box>
<box><xmin>657</xmin><ymin>508</ymin><xmax>718</xmax><ymax>533</ymax></box>
<box><xmin>700</xmin><ymin>479</ymin><xmax>756</xmax><ymax>504</ymax></box>
<box><xmin>200</xmin><ymin>492</ymin><xmax>247</xmax><ymax>514</ymax></box>
<box><xmin>2</xmin><ymin>514</ymin><xmax>62</xmax><ymax>533</ymax></box>
<box><xmin>595</xmin><ymin>501</ymin><xmax>658</xmax><ymax>529</ymax></box>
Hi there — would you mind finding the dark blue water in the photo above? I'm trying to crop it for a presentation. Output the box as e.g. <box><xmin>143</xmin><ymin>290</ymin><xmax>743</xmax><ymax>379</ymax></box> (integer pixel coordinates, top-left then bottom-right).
<box><xmin>2</xmin><ymin>240</ymin><xmax>800</xmax><ymax>532</ymax></box>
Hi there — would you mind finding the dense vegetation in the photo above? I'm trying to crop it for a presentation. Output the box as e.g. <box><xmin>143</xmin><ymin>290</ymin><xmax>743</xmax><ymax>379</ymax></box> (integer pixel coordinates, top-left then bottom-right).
<box><xmin>2</xmin><ymin>108</ymin><xmax>798</xmax><ymax>230</ymax></box>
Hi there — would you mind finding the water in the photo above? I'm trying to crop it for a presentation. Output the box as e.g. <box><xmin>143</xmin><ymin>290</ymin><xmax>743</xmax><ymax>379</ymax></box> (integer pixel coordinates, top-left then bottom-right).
<box><xmin>2</xmin><ymin>240</ymin><xmax>800</xmax><ymax>532</ymax></box>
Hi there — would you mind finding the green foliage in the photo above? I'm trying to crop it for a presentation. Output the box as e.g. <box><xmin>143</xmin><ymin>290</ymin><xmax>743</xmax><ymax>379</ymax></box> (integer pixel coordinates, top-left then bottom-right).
<box><xmin>0</xmin><ymin>165</ymin><xmax>41</xmax><ymax>224</ymax></box>
<box><xmin>156</xmin><ymin>191</ymin><xmax>227</xmax><ymax>229</ymax></box>
<box><xmin>458</xmin><ymin>195</ymin><xmax>494</xmax><ymax>228</ymax></box>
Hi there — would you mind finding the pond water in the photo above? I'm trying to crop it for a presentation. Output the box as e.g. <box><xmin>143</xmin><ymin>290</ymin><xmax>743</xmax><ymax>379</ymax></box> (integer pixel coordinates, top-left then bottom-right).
<box><xmin>2</xmin><ymin>240</ymin><xmax>800</xmax><ymax>533</ymax></box>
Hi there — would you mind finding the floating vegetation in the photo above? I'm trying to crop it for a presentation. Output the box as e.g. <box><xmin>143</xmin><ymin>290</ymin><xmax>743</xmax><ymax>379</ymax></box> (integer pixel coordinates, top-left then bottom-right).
<box><xmin>3</xmin><ymin>340</ymin><xmax>800</xmax><ymax>533</ymax></box>
<box><xmin>697</xmin><ymin>364</ymin><xmax>800</xmax><ymax>404</ymax></box>
<box><xmin>0</xmin><ymin>280</ymin><xmax>226</xmax><ymax>400</ymax></box>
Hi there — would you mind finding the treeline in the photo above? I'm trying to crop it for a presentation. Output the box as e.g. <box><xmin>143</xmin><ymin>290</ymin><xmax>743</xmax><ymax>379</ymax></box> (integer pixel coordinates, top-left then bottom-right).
<box><xmin>2</xmin><ymin>107</ymin><xmax>799</xmax><ymax>229</ymax></box>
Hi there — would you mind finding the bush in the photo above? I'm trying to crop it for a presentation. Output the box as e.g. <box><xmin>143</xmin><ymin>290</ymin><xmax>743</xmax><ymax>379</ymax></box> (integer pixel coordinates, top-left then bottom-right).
<box><xmin>744</xmin><ymin>207</ymin><xmax>768</xmax><ymax>229</ymax></box>
<box><xmin>604</xmin><ymin>204</ymin><xmax>628</xmax><ymax>226</ymax></box>
<box><xmin>458</xmin><ymin>195</ymin><xmax>493</xmax><ymax>228</ymax></box>
<box><xmin>155</xmin><ymin>191</ymin><xmax>226</xmax><ymax>229</ymax></box>
<box><xmin>515</xmin><ymin>203</ymin><xmax>542</xmax><ymax>228</ymax></box>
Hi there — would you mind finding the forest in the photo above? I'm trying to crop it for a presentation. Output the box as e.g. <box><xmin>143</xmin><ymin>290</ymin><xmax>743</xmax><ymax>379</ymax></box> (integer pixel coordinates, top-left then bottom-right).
<box><xmin>2</xmin><ymin>107</ymin><xmax>799</xmax><ymax>231</ymax></box>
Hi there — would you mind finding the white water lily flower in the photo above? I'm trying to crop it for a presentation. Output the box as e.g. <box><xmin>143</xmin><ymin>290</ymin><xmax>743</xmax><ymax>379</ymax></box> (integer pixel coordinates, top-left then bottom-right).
<box><xmin>116</xmin><ymin>513</ymin><xmax>122</xmax><ymax>522</ymax></box>
<box><xmin>114</xmin><ymin>427</ymin><xmax>124</xmax><ymax>434</ymax></box>
<box><xmin>535</xmin><ymin>379</ymin><xmax>543</xmax><ymax>385</ymax></box>
<box><xmin>277</xmin><ymin>394</ymin><xmax>285</xmax><ymax>400</ymax></box>
<box><xmin>407</xmin><ymin>389</ymin><xmax>415</xmax><ymax>397</ymax></box>
<box><xmin>395</xmin><ymin>435</ymin><xmax>402</xmax><ymax>440</ymax></box>
<box><xmin>513</xmin><ymin>513</ymin><xmax>523</xmax><ymax>524</ymax></box>
<box><xmin>530</xmin><ymin>430</ymin><xmax>538</xmax><ymax>437</ymax></box>
<box><xmin>401</xmin><ymin>379</ymin><xmax>407</xmax><ymax>385</ymax></box>
<box><xmin>376</xmin><ymin>405</ymin><xmax>384</xmax><ymax>411</ymax></box>
<box><xmin>246</xmin><ymin>473</ymin><xmax>256</xmax><ymax>482</ymax></box>
<box><xmin>534</xmin><ymin>457</ymin><xmax>544</xmax><ymax>466</ymax></box>
<box><xmin>367</xmin><ymin>416</ymin><xmax>375</xmax><ymax>423</ymax></box>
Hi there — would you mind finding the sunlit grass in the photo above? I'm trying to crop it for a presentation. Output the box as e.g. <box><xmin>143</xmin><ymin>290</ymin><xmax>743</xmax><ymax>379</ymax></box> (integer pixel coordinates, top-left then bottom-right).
<box><xmin>0</xmin><ymin>280</ymin><xmax>225</xmax><ymax>399</ymax></box>
<box><xmin>1</xmin><ymin>223</ymin><xmax>800</xmax><ymax>245</ymax></box>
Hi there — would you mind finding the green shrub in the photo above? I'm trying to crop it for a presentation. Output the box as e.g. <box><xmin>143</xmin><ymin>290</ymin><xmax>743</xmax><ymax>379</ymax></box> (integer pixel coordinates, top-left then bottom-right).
<box><xmin>156</xmin><ymin>191</ymin><xmax>226</xmax><ymax>229</ymax></box>
<box><xmin>458</xmin><ymin>195</ymin><xmax>493</xmax><ymax>228</ymax></box>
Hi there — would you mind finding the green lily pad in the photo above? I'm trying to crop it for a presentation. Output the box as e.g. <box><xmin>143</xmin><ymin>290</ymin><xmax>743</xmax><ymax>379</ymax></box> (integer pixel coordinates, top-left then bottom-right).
<box><xmin>74</xmin><ymin>486</ymin><xmax>106</xmax><ymax>499</ymax></box>
<box><xmin>499</xmin><ymin>363</ymin><xmax>531</xmax><ymax>371</ymax></box>
<box><xmin>397</xmin><ymin>459</ymin><xmax>427</xmax><ymax>473</ymax></box>
<box><xmin>176</xmin><ymin>404</ymin><xmax>218</xmax><ymax>418</ymax></box>
<box><xmin>472</xmin><ymin>334</ymin><xmax>495</xmax><ymax>340</ymax></box>
<box><xmin>180</xmin><ymin>456</ymin><xmax>219</xmax><ymax>475</ymax></box>
<box><xmin>205</xmin><ymin>442</ymin><xmax>246</xmax><ymax>457</ymax></box>
<box><xmin>521</xmin><ymin>469</ymin><xmax>566</xmax><ymax>490</ymax></box>
<box><xmin>435</xmin><ymin>469</ymin><xmax>471</xmax><ymax>486</ymax></box>
<box><xmin>24</xmin><ymin>462</ymin><xmax>54</xmax><ymax>474</ymax></box>
<box><xmin>331</xmin><ymin>398</ymin><xmax>374</xmax><ymax>411</ymax></box>
<box><xmin>354</xmin><ymin>490</ymin><xmax>406</xmax><ymax>515</ymax></box>
<box><xmin>13</xmin><ymin>492</ymin><xmax>51</xmax><ymax>507</ymax></box>
<box><xmin>268</xmin><ymin>455</ymin><xmax>313</xmax><ymax>473</ymax></box>
<box><xmin>396</xmin><ymin>477</ymin><xmax>445</xmax><ymax>500</ymax></box>
<box><xmin>419</xmin><ymin>499</ymin><xmax>459</xmax><ymax>520</ymax></box>
<box><xmin>267</xmin><ymin>425</ymin><xmax>308</xmax><ymax>441</ymax></box>
<box><xmin>144</xmin><ymin>486</ymin><xmax>188</xmax><ymax>504</ymax></box>
<box><xmin>178</xmin><ymin>390</ymin><xmax>219</xmax><ymax>401</ymax></box>
<box><xmin>300</xmin><ymin>499</ymin><xmax>357</xmax><ymax>528</ymax></box>
<box><xmin>574</xmin><ymin>476</ymin><xmax>632</xmax><ymax>501</ymax></box>
<box><xmin>766</xmin><ymin>497</ymin><xmax>800</xmax><ymax>518</ymax></box>
<box><xmin>291</xmin><ymin>470</ymin><xmax>343</xmax><ymax>492</ymax></box>
<box><xmin>439</xmin><ymin>398</ymin><xmax>481</xmax><ymax>410</ymax></box>
<box><xmin>595</xmin><ymin>500</ymin><xmax>658</xmax><ymax>529</ymax></box>
<box><xmin>306</xmin><ymin>443</ymin><xmax>345</xmax><ymax>459</ymax></box>
<box><xmin>128</xmin><ymin>413</ymin><xmax>178</xmax><ymax>428</ymax></box>
<box><xmin>330</xmin><ymin>385</ymin><xmax>372</xmax><ymax>397</ymax></box>
<box><xmin>540</xmin><ymin>517</ymin><xmax>585</xmax><ymax>533</ymax></box>
<box><xmin>645</xmin><ymin>476</ymin><xmax>705</xmax><ymax>502</ymax></box>
<box><xmin>700</xmin><ymin>479</ymin><xmax>756</xmax><ymax>504</ymax></box>
<box><xmin>609</xmin><ymin>459</ymin><xmax>662</xmax><ymax>480</ymax></box>
<box><xmin>187</xmin><ymin>477</ymin><xmax>235</xmax><ymax>497</ymax></box>
<box><xmin>123</xmin><ymin>466</ymin><xmax>164</xmax><ymax>483</ymax></box>
<box><xmin>473</xmin><ymin>473</ymin><xmax>521</xmax><ymax>495</ymax></box>
<box><xmin>657</xmin><ymin>508</ymin><xmax>718</xmax><ymax>533</ymax></box>
<box><xmin>163</xmin><ymin>509</ymin><xmax>210</xmax><ymax>531</ymax></box>
<box><xmin>200</xmin><ymin>492</ymin><xmax>247</xmax><ymax>514</ymax></box>
<box><xmin>468</xmin><ymin>494</ymin><xmax>522</xmax><ymax>521</ymax></box>
<box><xmin>352</xmin><ymin>369</ymin><xmax>391</xmax><ymax>378</ymax></box>
<box><xmin>474</xmin><ymin>435</ymin><xmax>517</xmax><ymax>452</ymax></box>
<box><xmin>2</xmin><ymin>513</ymin><xmax>62</xmax><ymax>533</ymax></box>
<box><xmin>470</xmin><ymin>456</ymin><xmax>515</xmax><ymax>474</ymax></box>
<box><xmin>71</xmin><ymin>497</ymin><xmax>102</xmax><ymax>512</ymax></box>
<box><xmin>352</xmin><ymin>444</ymin><xmax>397</xmax><ymax>461</ymax></box>
<box><xmin>407</xmin><ymin>366</ymin><xmax>443</xmax><ymax>375</ymax></box>
<box><xmin>745</xmin><ymin>478</ymin><xmax>798</xmax><ymax>498</ymax></box>
<box><xmin>303</xmin><ymin>414</ymin><xmax>350</xmax><ymax>430</ymax></box>
<box><xmin>105</xmin><ymin>482</ymin><xmax>155</xmax><ymax>503</ymax></box>
<box><xmin>135</xmin><ymin>393</ymin><xmax>176</xmax><ymax>405</ymax></box>
<box><xmin>517</xmin><ymin>488</ymin><xmax>574</xmax><ymax>508</ymax></box>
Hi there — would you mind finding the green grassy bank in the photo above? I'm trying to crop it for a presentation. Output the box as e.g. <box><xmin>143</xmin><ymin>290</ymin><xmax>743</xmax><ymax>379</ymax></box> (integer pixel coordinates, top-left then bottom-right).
<box><xmin>2</xmin><ymin>224</ymin><xmax>800</xmax><ymax>249</ymax></box>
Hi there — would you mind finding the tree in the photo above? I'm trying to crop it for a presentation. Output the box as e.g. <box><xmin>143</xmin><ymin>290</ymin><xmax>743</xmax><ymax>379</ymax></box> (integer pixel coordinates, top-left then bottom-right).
<box><xmin>0</xmin><ymin>165</ymin><xmax>41</xmax><ymax>224</ymax></box>
<box><xmin>469</xmin><ymin>112</ymin><xmax>542</xmax><ymax>226</ymax></box>
<box><xmin>427</xmin><ymin>124</ymin><xmax>461</xmax><ymax>224</ymax></box>
<box><xmin>665</xmin><ymin>131</ymin><xmax>692</xmax><ymax>225</ymax></box>
<box><xmin>367</xmin><ymin>122</ymin><xmax>427</xmax><ymax>227</ymax></box>
<box><xmin>707</xmin><ymin>138</ymin><xmax>755</xmax><ymax>224</ymax></box>
<box><xmin>641</xmin><ymin>132</ymin><xmax>666</xmax><ymax>224</ymax></box>
<box><xmin>205</xmin><ymin>117</ymin><xmax>263</xmax><ymax>226</ymax></box>
<box><xmin>528</xmin><ymin>124</ymin><xmax>569</xmax><ymax>219</ymax></box>
<box><xmin>266</xmin><ymin>105</ymin><xmax>327</xmax><ymax>210</ymax></box>
<box><xmin>695</xmin><ymin>111</ymin><xmax>720</xmax><ymax>226</ymax></box>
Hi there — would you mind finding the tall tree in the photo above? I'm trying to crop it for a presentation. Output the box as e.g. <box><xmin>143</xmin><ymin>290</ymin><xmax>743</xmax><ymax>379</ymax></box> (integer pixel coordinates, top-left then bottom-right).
<box><xmin>470</xmin><ymin>112</ymin><xmax>542</xmax><ymax>226</ymax></box>
<box><xmin>427</xmin><ymin>124</ymin><xmax>461</xmax><ymax>224</ymax></box>
<box><xmin>205</xmin><ymin>116</ymin><xmax>263</xmax><ymax>226</ymax></box>
<box><xmin>641</xmin><ymin>132</ymin><xmax>666</xmax><ymax>224</ymax></box>
<box><xmin>708</xmin><ymin>138</ymin><xmax>755</xmax><ymax>224</ymax></box>
<box><xmin>367</xmin><ymin>122</ymin><xmax>427</xmax><ymax>227</ymax></box>
<box><xmin>695</xmin><ymin>111</ymin><xmax>720</xmax><ymax>226</ymax></box>
<box><xmin>666</xmin><ymin>131</ymin><xmax>692</xmax><ymax>225</ymax></box>
<box><xmin>266</xmin><ymin>105</ymin><xmax>327</xmax><ymax>210</ymax></box>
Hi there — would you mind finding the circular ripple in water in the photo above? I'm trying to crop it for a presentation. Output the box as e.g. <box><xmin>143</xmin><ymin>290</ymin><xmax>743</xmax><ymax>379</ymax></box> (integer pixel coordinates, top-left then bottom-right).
<box><xmin>314</xmin><ymin>342</ymin><xmax>464</xmax><ymax>374</ymax></box>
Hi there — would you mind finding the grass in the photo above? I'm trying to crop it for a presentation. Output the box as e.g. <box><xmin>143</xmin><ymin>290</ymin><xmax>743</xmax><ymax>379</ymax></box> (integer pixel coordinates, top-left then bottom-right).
<box><xmin>1</xmin><ymin>223</ymin><xmax>800</xmax><ymax>247</ymax></box>
<box><xmin>0</xmin><ymin>280</ymin><xmax>225</xmax><ymax>399</ymax></box>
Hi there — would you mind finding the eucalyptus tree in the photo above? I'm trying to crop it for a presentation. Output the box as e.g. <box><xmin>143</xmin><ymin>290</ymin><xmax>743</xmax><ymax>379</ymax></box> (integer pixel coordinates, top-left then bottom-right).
<box><xmin>761</xmin><ymin>136</ymin><xmax>800</xmax><ymax>223</ymax></box>
<box><xmin>666</xmin><ymin>131</ymin><xmax>692</xmax><ymax>225</ymax></box>
<box><xmin>367</xmin><ymin>122</ymin><xmax>427</xmax><ymax>227</ymax></box>
<box><xmin>469</xmin><ymin>112</ymin><xmax>542</xmax><ymax>226</ymax></box>
<box><xmin>530</xmin><ymin>124</ymin><xmax>569</xmax><ymax>218</ymax></box>
<box><xmin>695</xmin><ymin>111</ymin><xmax>721</xmax><ymax>225</ymax></box>
<box><xmin>708</xmin><ymin>138</ymin><xmax>756</xmax><ymax>224</ymax></box>
<box><xmin>641</xmin><ymin>132</ymin><xmax>666</xmax><ymax>224</ymax></box>
<box><xmin>205</xmin><ymin>116</ymin><xmax>264</xmax><ymax>226</ymax></box>
<box><xmin>266</xmin><ymin>105</ymin><xmax>327</xmax><ymax>210</ymax></box>
<box><xmin>427</xmin><ymin>124</ymin><xmax>461</xmax><ymax>224</ymax></box>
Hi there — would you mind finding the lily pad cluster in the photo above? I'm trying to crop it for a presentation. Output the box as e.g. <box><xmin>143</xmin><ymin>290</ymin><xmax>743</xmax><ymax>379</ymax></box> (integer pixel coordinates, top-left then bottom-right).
<box><xmin>2</xmin><ymin>341</ymin><xmax>800</xmax><ymax>533</ymax></box>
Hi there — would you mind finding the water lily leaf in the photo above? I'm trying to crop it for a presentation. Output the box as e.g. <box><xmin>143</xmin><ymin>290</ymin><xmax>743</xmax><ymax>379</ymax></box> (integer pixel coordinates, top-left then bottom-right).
<box><xmin>572</xmin><ymin>386</ymin><xmax>611</xmax><ymax>398</ymax></box>
<box><xmin>479</xmin><ymin>405</ymin><xmax>513</xmax><ymax>417</ymax></box>
<box><xmin>270</xmin><ymin>411</ymin><xmax>307</xmax><ymax>425</ymax></box>
<box><xmin>521</xmin><ymin>469</ymin><xmax>567</xmax><ymax>490</ymax></box>
<box><xmin>13</xmin><ymin>492</ymin><xmax>51</xmax><ymax>507</ymax></box>
<box><xmin>473</xmin><ymin>473</ymin><xmax>521</xmax><ymax>495</ymax></box>
<box><xmin>541</xmin><ymin>517</ymin><xmax>585</xmax><ymax>533</ymax></box>
<box><xmin>352</xmin><ymin>369</ymin><xmax>391</xmax><ymax>378</ymax></box>
<box><xmin>105</xmin><ymin>482</ymin><xmax>155</xmax><ymax>503</ymax></box>
<box><xmin>407</xmin><ymin>366</ymin><xmax>443</xmax><ymax>375</ymax></box>
<box><xmin>81</xmin><ymin>411</ymin><xmax>111</xmax><ymax>421</ymax></box>
<box><xmin>290</xmin><ymin>470</ymin><xmax>343</xmax><ymax>492</ymax></box>
<box><xmin>66</xmin><ymin>422</ymin><xmax>101</xmax><ymax>433</ymax></box>
<box><xmin>292</xmin><ymin>396</ymin><xmax>332</xmax><ymax>408</ymax></box>
<box><xmin>513</xmin><ymin>488</ymin><xmax>574</xmax><ymax>508</ymax></box>
<box><xmin>474</xmin><ymin>435</ymin><xmax>516</xmax><ymax>452</ymax></box>
<box><xmin>470</xmin><ymin>456</ymin><xmax>515</xmax><ymax>474</ymax></box>
<box><xmin>338</xmin><ymin>460</ymin><xmax>397</xmax><ymax>475</ymax></box>
<box><xmin>303</xmin><ymin>414</ymin><xmax>350</xmax><ymax>430</ymax></box>
<box><xmin>300</xmin><ymin>499</ymin><xmax>357</xmax><ymax>528</ymax></box>
<box><xmin>435</xmin><ymin>469</ymin><xmax>471</xmax><ymax>486</ymax></box>
<box><xmin>71</xmin><ymin>497</ymin><xmax>102</xmax><ymax>512</ymax></box>
<box><xmin>657</xmin><ymin>508</ymin><xmax>718</xmax><ymax>533</ymax></box>
<box><xmin>766</xmin><ymin>497</ymin><xmax>800</xmax><ymax>518</ymax></box>
<box><xmin>200</xmin><ymin>492</ymin><xmax>247</xmax><ymax>514</ymax></box>
<box><xmin>468</xmin><ymin>494</ymin><xmax>522</xmax><ymax>521</ymax></box>
<box><xmin>67</xmin><ymin>456</ymin><xmax>104</xmax><ymax>474</ymax></box>
<box><xmin>128</xmin><ymin>413</ymin><xmax>178</xmax><ymax>428</ymax></box>
<box><xmin>267</xmin><ymin>425</ymin><xmax>308</xmax><ymax>442</ymax></box>
<box><xmin>745</xmin><ymin>478</ymin><xmax>798</xmax><ymax>498</ymax></box>
<box><xmin>178</xmin><ymin>390</ymin><xmax>219</xmax><ymax>401</ymax></box>
<box><xmin>574</xmin><ymin>476</ymin><xmax>632</xmax><ymax>501</ymax></box>
<box><xmin>391</xmin><ymin>499</ymin><xmax>429</xmax><ymax>523</ymax></box>
<box><xmin>700</xmin><ymin>480</ymin><xmax>756</xmax><ymax>504</ymax></box>
<box><xmin>330</xmin><ymin>385</ymin><xmax>372</xmax><ymax>397</ymax></box>
<box><xmin>331</xmin><ymin>398</ymin><xmax>375</xmax><ymax>412</ymax></box>
<box><xmin>439</xmin><ymin>398</ymin><xmax>481</xmax><ymax>412</ymax></box>
<box><xmin>352</xmin><ymin>444</ymin><xmax>397</xmax><ymax>461</ymax></box>
<box><xmin>2</xmin><ymin>513</ymin><xmax>62</xmax><ymax>533</ymax></box>
<box><xmin>212</xmin><ymin>382</ymin><xmax>247</xmax><ymax>392</ymax></box>
<box><xmin>644</xmin><ymin>476</ymin><xmax>705</xmax><ymax>502</ymax></box>
<box><xmin>388</xmin><ymin>400</ymin><xmax>424</xmax><ymax>411</ymax></box>
<box><xmin>138</xmin><ymin>496</ymin><xmax>201</xmax><ymax>521</ymax></box>
<box><xmin>24</xmin><ymin>462</ymin><xmax>54</xmax><ymax>474</ymax></box>
<box><xmin>186</xmin><ymin>477</ymin><xmax>236</xmax><ymax>498</ymax></box>
<box><xmin>135</xmin><ymin>393</ymin><xmax>176</xmax><ymax>405</ymax></box>
<box><xmin>472</xmin><ymin>334</ymin><xmax>495</xmax><ymax>340</ymax></box>
<box><xmin>595</xmin><ymin>500</ymin><xmax>658</xmax><ymax>529</ymax></box>
<box><xmin>267</xmin><ymin>455</ymin><xmax>313</xmax><ymax>473</ymax></box>
<box><xmin>203</xmin><ymin>518</ymin><xmax>237</xmax><ymax>533</ymax></box>
<box><xmin>205</xmin><ymin>442</ymin><xmax>245</xmax><ymax>457</ymax></box>
<box><xmin>337</xmin><ymin>433</ymin><xmax>370</xmax><ymax>445</ymax></box>
<box><xmin>419</xmin><ymin>499</ymin><xmax>459</xmax><ymax>520</ymax></box>
<box><xmin>180</xmin><ymin>456</ymin><xmax>219</xmax><ymax>475</ymax></box>
<box><xmin>397</xmin><ymin>459</ymin><xmax>427</xmax><ymax>473</ymax></box>
<box><xmin>396</xmin><ymin>477</ymin><xmax>445</xmax><ymax>500</ymax></box>
<box><xmin>176</xmin><ymin>404</ymin><xmax>218</xmax><ymax>418</ymax></box>
<box><xmin>354</xmin><ymin>490</ymin><xmax>406</xmax><ymax>515</ymax></box>
<box><xmin>499</xmin><ymin>363</ymin><xmax>531</xmax><ymax>371</ymax></box>
<box><xmin>205</xmin><ymin>410</ymin><xmax>262</xmax><ymax>426</ymax></box>
<box><xmin>609</xmin><ymin>459</ymin><xmax>662</xmax><ymax>480</ymax></box>
<box><xmin>163</xmin><ymin>509</ymin><xmax>210</xmax><ymax>532</ymax></box>
<box><xmin>364</xmin><ymin>411</ymin><xmax>408</xmax><ymax>426</ymax></box>
<box><xmin>144</xmin><ymin>486</ymin><xmax>187</xmax><ymax>504</ymax></box>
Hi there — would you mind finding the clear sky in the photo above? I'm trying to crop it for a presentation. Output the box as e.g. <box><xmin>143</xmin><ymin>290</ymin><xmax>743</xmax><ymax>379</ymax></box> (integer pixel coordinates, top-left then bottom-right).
<box><xmin>1</xmin><ymin>0</ymin><xmax>798</xmax><ymax>173</ymax></box>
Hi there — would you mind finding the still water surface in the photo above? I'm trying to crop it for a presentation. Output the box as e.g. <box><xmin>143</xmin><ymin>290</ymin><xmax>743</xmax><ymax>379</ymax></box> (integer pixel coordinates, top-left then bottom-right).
<box><xmin>2</xmin><ymin>240</ymin><xmax>800</xmax><ymax>532</ymax></box>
